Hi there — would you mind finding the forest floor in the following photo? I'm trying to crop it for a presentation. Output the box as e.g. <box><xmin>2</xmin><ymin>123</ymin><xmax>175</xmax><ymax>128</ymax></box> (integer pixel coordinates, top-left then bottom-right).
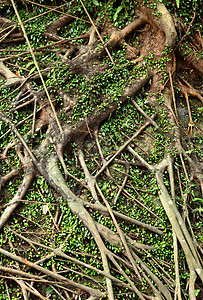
<box><xmin>0</xmin><ymin>0</ymin><xmax>202</xmax><ymax>299</ymax></box>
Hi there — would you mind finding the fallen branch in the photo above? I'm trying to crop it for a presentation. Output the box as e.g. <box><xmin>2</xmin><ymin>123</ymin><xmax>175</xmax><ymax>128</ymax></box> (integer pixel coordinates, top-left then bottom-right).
<box><xmin>95</xmin><ymin>118</ymin><xmax>153</xmax><ymax>178</ymax></box>
<box><xmin>11</xmin><ymin>0</ymin><xmax>63</xmax><ymax>134</ymax></box>
<box><xmin>0</xmin><ymin>164</ymin><xmax>34</xmax><ymax>230</ymax></box>
<box><xmin>0</xmin><ymin>247</ymin><xmax>105</xmax><ymax>299</ymax></box>
<box><xmin>7</xmin><ymin>228</ymin><xmax>135</xmax><ymax>291</ymax></box>
<box><xmin>83</xmin><ymin>201</ymin><xmax>164</xmax><ymax>235</ymax></box>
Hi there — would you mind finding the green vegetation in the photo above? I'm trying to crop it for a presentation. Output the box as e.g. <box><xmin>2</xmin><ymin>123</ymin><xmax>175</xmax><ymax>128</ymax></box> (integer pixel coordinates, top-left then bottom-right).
<box><xmin>0</xmin><ymin>0</ymin><xmax>202</xmax><ymax>299</ymax></box>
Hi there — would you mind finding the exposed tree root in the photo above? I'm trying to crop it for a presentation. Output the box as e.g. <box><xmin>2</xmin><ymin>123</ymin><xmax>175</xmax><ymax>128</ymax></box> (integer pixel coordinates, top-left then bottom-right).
<box><xmin>0</xmin><ymin>0</ymin><xmax>202</xmax><ymax>299</ymax></box>
<box><xmin>0</xmin><ymin>163</ymin><xmax>34</xmax><ymax>230</ymax></box>
<box><xmin>0</xmin><ymin>60</ymin><xmax>23</xmax><ymax>86</ymax></box>
<box><xmin>0</xmin><ymin>247</ymin><xmax>104</xmax><ymax>300</ymax></box>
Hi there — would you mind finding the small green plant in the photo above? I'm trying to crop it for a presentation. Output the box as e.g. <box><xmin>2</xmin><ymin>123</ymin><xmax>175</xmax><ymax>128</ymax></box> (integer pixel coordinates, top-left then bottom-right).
<box><xmin>176</xmin><ymin>0</ymin><xmax>180</xmax><ymax>8</ymax></box>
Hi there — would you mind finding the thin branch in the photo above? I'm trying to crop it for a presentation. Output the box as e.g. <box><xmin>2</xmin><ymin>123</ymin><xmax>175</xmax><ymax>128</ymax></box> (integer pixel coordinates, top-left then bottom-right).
<box><xmin>114</xmin><ymin>165</ymin><xmax>129</xmax><ymax>204</ymax></box>
<box><xmin>31</xmin><ymin>97</ymin><xmax>37</xmax><ymax>136</ymax></box>
<box><xmin>131</xmin><ymin>99</ymin><xmax>159</xmax><ymax>129</ymax></box>
<box><xmin>78</xmin><ymin>148</ymin><xmax>99</xmax><ymax>202</ymax></box>
<box><xmin>0</xmin><ymin>165</ymin><xmax>34</xmax><ymax>230</ymax></box>
<box><xmin>108</xmin><ymin>254</ymin><xmax>146</xmax><ymax>300</ymax></box>
<box><xmin>8</xmin><ymin>228</ymin><xmax>132</xmax><ymax>290</ymax></box>
<box><xmin>5</xmin><ymin>281</ymin><xmax>11</xmax><ymax>300</ymax></box>
<box><xmin>96</xmin><ymin>183</ymin><xmax>142</xmax><ymax>282</ymax></box>
<box><xmin>24</xmin><ymin>0</ymin><xmax>91</xmax><ymax>24</ymax></box>
<box><xmin>0</xmin><ymin>247</ymin><xmax>104</xmax><ymax>299</ymax></box>
<box><xmin>169</xmin><ymin>70</ymin><xmax>178</xmax><ymax>118</ymax></box>
<box><xmin>95</xmin><ymin>119</ymin><xmax>153</xmax><ymax>178</ymax></box>
<box><xmin>79</xmin><ymin>0</ymin><xmax>114</xmax><ymax>64</ymax></box>
<box><xmin>84</xmin><ymin>201</ymin><xmax>164</xmax><ymax>235</ymax></box>
<box><xmin>11</xmin><ymin>0</ymin><xmax>63</xmax><ymax>134</ymax></box>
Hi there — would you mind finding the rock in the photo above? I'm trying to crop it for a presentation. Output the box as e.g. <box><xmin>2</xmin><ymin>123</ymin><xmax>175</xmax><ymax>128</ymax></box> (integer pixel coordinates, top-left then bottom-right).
<box><xmin>177</xmin><ymin>107</ymin><xmax>189</xmax><ymax>126</ymax></box>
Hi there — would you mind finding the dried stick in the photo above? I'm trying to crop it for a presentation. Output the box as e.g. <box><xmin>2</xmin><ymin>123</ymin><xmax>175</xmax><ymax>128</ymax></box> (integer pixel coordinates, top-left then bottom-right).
<box><xmin>156</xmin><ymin>171</ymin><xmax>203</xmax><ymax>281</ymax></box>
<box><xmin>5</xmin><ymin>281</ymin><xmax>11</xmax><ymax>300</ymax></box>
<box><xmin>0</xmin><ymin>247</ymin><xmax>104</xmax><ymax>299</ymax></box>
<box><xmin>131</xmin><ymin>250</ymin><xmax>172</xmax><ymax>300</ymax></box>
<box><xmin>107</xmin><ymin>254</ymin><xmax>145</xmax><ymax>300</ymax></box>
<box><xmin>74</xmin><ymin>149</ymin><xmax>114</xmax><ymax>300</ymax></box>
<box><xmin>145</xmin><ymin>254</ymin><xmax>175</xmax><ymax>285</ymax></box>
<box><xmin>168</xmin><ymin>160</ymin><xmax>182</xmax><ymax>300</ymax></box>
<box><xmin>35</xmin><ymin>253</ymin><xmax>55</xmax><ymax>265</ymax></box>
<box><xmin>11</xmin><ymin>96</ymin><xmax>35</xmax><ymax>111</ymax></box>
<box><xmin>120</xmin><ymin>129</ymin><xmax>150</xmax><ymax>156</ymax></box>
<box><xmin>84</xmin><ymin>201</ymin><xmax>164</xmax><ymax>235</ymax></box>
<box><xmin>59</xmin><ymin>266</ymin><xmax>105</xmax><ymax>289</ymax></box>
<box><xmin>0</xmin><ymin>106</ymin><xmax>43</xmax><ymax>140</ymax></box>
<box><xmin>14</xmin><ymin>279</ymin><xmax>31</xmax><ymax>300</ymax></box>
<box><xmin>25</xmin><ymin>0</ymin><xmax>91</xmax><ymax>24</ymax></box>
<box><xmin>0</xmin><ymin>165</ymin><xmax>34</xmax><ymax>230</ymax></box>
<box><xmin>47</xmin><ymin>284</ymin><xmax>66</xmax><ymax>300</ymax></box>
<box><xmin>96</xmin><ymin>183</ymin><xmax>142</xmax><ymax>282</ymax></box>
<box><xmin>96</xmin><ymin>221</ymin><xmax>155</xmax><ymax>251</ymax></box>
<box><xmin>31</xmin><ymin>97</ymin><xmax>37</xmax><ymax>136</ymax></box>
<box><xmin>174</xmin><ymin>12</ymin><xmax>196</xmax><ymax>52</ymax></box>
<box><xmin>2</xmin><ymin>33</ymin><xmax>90</xmax><ymax>61</ymax></box>
<box><xmin>131</xmin><ymin>99</ymin><xmax>159</xmax><ymax>129</ymax></box>
<box><xmin>79</xmin><ymin>0</ymin><xmax>114</xmax><ymax>64</ymax></box>
<box><xmin>114</xmin><ymin>165</ymin><xmax>129</xmax><ymax>204</ymax></box>
<box><xmin>136</xmin><ymin>263</ymin><xmax>162</xmax><ymax>299</ymax></box>
<box><xmin>24</xmin><ymin>281</ymin><xmax>46</xmax><ymax>300</ymax></box>
<box><xmin>8</xmin><ymin>238</ymin><xmax>29</xmax><ymax>300</ymax></box>
<box><xmin>23</xmin><ymin>2</ymin><xmax>68</xmax><ymax>24</ymax></box>
<box><xmin>169</xmin><ymin>70</ymin><xmax>178</xmax><ymax>118</ymax></box>
<box><xmin>0</xmin><ymin>25</ymin><xmax>16</xmax><ymax>43</ymax></box>
<box><xmin>127</xmin><ymin>145</ymin><xmax>155</xmax><ymax>172</ymax></box>
<box><xmin>0</xmin><ymin>265</ymin><xmax>42</xmax><ymax>280</ymax></box>
<box><xmin>0</xmin><ymin>21</ymin><xmax>15</xmax><ymax>35</ymax></box>
<box><xmin>179</xmin><ymin>152</ymin><xmax>189</xmax><ymax>182</ymax></box>
<box><xmin>126</xmin><ymin>146</ymin><xmax>203</xmax><ymax>281</ymax></box>
<box><xmin>178</xmin><ymin>81</ymin><xmax>194</xmax><ymax>134</ymax></box>
<box><xmin>0</xmin><ymin>76</ymin><xmax>30</xmax><ymax>102</ymax></box>
<box><xmin>123</xmin><ymin>182</ymin><xmax>162</xmax><ymax>220</ymax></box>
<box><xmin>94</xmin><ymin>129</ymin><xmax>111</xmax><ymax>177</ymax></box>
<box><xmin>173</xmin><ymin>231</ymin><xmax>182</xmax><ymax>300</ymax></box>
<box><xmin>0</xmin><ymin>112</ymin><xmax>38</xmax><ymax>166</ymax></box>
<box><xmin>8</xmin><ymin>228</ymin><xmax>132</xmax><ymax>290</ymax></box>
<box><xmin>78</xmin><ymin>148</ymin><xmax>99</xmax><ymax>202</ymax></box>
<box><xmin>184</xmin><ymin>92</ymin><xmax>194</xmax><ymax>134</ymax></box>
<box><xmin>52</xmin><ymin>142</ymin><xmax>81</xmax><ymax>183</ymax></box>
<box><xmin>156</xmin><ymin>157</ymin><xmax>201</xmax><ymax>263</ymax></box>
<box><xmin>95</xmin><ymin>119</ymin><xmax>152</xmax><ymax>178</ymax></box>
<box><xmin>11</xmin><ymin>0</ymin><xmax>63</xmax><ymax>134</ymax></box>
<box><xmin>12</xmin><ymin>91</ymin><xmax>31</xmax><ymax>106</ymax></box>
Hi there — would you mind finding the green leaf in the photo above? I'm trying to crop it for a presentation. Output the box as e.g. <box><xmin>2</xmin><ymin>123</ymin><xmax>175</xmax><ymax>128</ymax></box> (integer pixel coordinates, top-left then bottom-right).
<box><xmin>45</xmin><ymin>286</ymin><xmax>53</xmax><ymax>294</ymax></box>
<box><xmin>93</xmin><ymin>0</ymin><xmax>99</xmax><ymax>5</ymax></box>
<box><xmin>28</xmin><ymin>66</ymin><xmax>36</xmax><ymax>75</ymax></box>
<box><xmin>192</xmin><ymin>198</ymin><xmax>203</xmax><ymax>203</ymax></box>
<box><xmin>195</xmin><ymin>289</ymin><xmax>200</xmax><ymax>296</ymax></box>
<box><xmin>113</xmin><ymin>6</ymin><xmax>123</xmax><ymax>21</ymax></box>
<box><xmin>176</xmin><ymin>0</ymin><xmax>180</xmax><ymax>8</ymax></box>
<box><xmin>26</xmin><ymin>61</ymin><xmax>34</xmax><ymax>68</ymax></box>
